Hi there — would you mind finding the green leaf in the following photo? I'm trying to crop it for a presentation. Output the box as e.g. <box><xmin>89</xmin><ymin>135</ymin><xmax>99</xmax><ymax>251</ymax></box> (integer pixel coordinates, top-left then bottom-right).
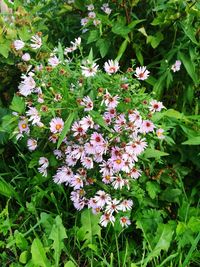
<box><xmin>147</xmin><ymin>32</ymin><xmax>164</xmax><ymax>48</ymax></box>
<box><xmin>87</xmin><ymin>30</ymin><xmax>100</xmax><ymax>44</ymax></box>
<box><xmin>160</xmin><ymin>188</ymin><xmax>182</xmax><ymax>204</ymax></box>
<box><xmin>89</xmin><ymin>110</ymin><xmax>112</xmax><ymax>133</ymax></box>
<box><xmin>182</xmin><ymin>136</ymin><xmax>200</xmax><ymax>145</ymax></box>
<box><xmin>0</xmin><ymin>177</ymin><xmax>20</xmax><ymax>201</ymax></box>
<box><xmin>77</xmin><ymin>209</ymin><xmax>101</xmax><ymax>245</ymax></box>
<box><xmin>57</xmin><ymin>112</ymin><xmax>76</xmax><ymax>148</ymax></box>
<box><xmin>143</xmin><ymin>148</ymin><xmax>169</xmax><ymax>159</ymax></box>
<box><xmin>146</xmin><ymin>181</ymin><xmax>161</xmax><ymax>199</ymax></box>
<box><xmin>178</xmin><ymin>51</ymin><xmax>198</xmax><ymax>85</ymax></box>
<box><xmin>128</xmin><ymin>19</ymin><xmax>146</xmax><ymax>29</ymax></box>
<box><xmin>96</xmin><ymin>39</ymin><xmax>110</xmax><ymax>58</ymax></box>
<box><xmin>0</xmin><ymin>41</ymin><xmax>10</xmax><ymax>58</ymax></box>
<box><xmin>19</xmin><ymin>251</ymin><xmax>29</xmax><ymax>264</ymax></box>
<box><xmin>57</xmin><ymin>42</ymin><xmax>64</xmax><ymax>62</ymax></box>
<box><xmin>31</xmin><ymin>238</ymin><xmax>50</xmax><ymax>267</ymax></box>
<box><xmin>112</xmin><ymin>22</ymin><xmax>131</xmax><ymax>38</ymax></box>
<box><xmin>164</xmin><ymin>109</ymin><xmax>185</xmax><ymax>120</ymax></box>
<box><xmin>10</xmin><ymin>95</ymin><xmax>25</xmax><ymax>114</ymax></box>
<box><xmin>116</xmin><ymin>39</ymin><xmax>129</xmax><ymax>61</ymax></box>
<box><xmin>49</xmin><ymin>216</ymin><xmax>67</xmax><ymax>267</ymax></box>
<box><xmin>64</xmin><ymin>261</ymin><xmax>76</xmax><ymax>267</ymax></box>
<box><xmin>18</xmin><ymin>26</ymin><xmax>31</xmax><ymax>41</ymax></box>
<box><xmin>142</xmin><ymin>223</ymin><xmax>174</xmax><ymax>265</ymax></box>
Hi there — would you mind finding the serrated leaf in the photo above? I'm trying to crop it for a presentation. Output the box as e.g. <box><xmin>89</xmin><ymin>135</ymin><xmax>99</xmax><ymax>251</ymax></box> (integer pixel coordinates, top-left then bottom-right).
<box><xmin>57</xmin><ymin>112</ymin><xmax>76</xmax><ymax>148</ymax></box>
<box><xmin>182</xmin><ymin>136</ymin><xmax>200</xmax><ymax>145</ymax></box>
<box><xmin>146</xmin><ymin>181</ymin><xmax>161</xmax><ymax>199</ymax></box>
<box><xmin>96</xmin><ymin>39</ymin><xmax>110</xmax><ymax>58</ymax></box>
<box><xmin>77</xmin><ymin>209</ymin><xmax>101</xmax><ymax>245</ymax></box>
<box><xmin>87</xmin><ymin>30</ymin><xmax>100</xmax><ymax>44</ymax></box>
<box><xmin>49</xmin><ymin>216</ymin><xmax>67</xmax><ymax>266</ymax></box>
<box><xmin>10</xmin><ymin>95</ymin><xmax>25</xmax><ymax>114</ymax></box>
<box><xmin>31</xmin><ymin>238</ymin><xmax>50</xmax><ymax>267</ymax></box>
<box><xmin>160</xmin><ymin>188</ymin><xmax>182</xmax><ymax>203</ymax></box>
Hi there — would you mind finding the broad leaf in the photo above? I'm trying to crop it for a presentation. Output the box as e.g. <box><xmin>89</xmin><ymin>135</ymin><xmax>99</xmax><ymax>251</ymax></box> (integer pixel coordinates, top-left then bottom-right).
<box><xmin>49</xmin><ymin>216</ymin><xmax>67</xmax><ymax>267</ymax></box>
<box><xmin>10</xmin><ymin>95</ymin><xmax>25</xmax><ymax>114</ymax></box>
<box><xmin>143</xmin><ymin>148</ymin><xmax>169</xmax><ymax>159</ymax></box>
<box><xmin>182</xmin><ymin>136</ymin><xmax>200</xmax><ymax>145</ymax></box>
<box><xmin>31</xmin><ymin>238</ymin><xmax>50</xmax><ymax>267</ymax></box>
<box><xmin>146</xmin><ymin>181</ymin><xmax>161</xmax><ymax>199</ymax></box>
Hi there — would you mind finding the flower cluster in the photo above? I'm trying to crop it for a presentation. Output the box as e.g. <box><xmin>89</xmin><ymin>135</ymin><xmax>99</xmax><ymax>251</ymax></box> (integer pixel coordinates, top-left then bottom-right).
<box><xmin>51</xmin><ymin>91</ymin><xmax>164</xmax><ymax>227</ymax></box>
<box><xmin>11</xmin><ymin>34</ymin><xmax>165</xmax><ymax>228</ymax></box>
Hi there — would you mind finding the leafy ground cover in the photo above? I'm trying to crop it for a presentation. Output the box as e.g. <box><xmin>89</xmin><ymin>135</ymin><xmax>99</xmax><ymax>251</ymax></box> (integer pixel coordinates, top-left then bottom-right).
<box><xmin>0</xmin><ymin>1</ymin><xmax>200</xmax><ymax>266</ymax></box>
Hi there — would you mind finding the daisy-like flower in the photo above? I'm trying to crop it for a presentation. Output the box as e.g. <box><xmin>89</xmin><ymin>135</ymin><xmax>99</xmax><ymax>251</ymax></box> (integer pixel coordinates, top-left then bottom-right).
<box><xmin>88</xmin><ymin>11</ymin><xmax>96</xmax><ymax>19</ymax></box>
<box><xmin>26</xmin><ymin>107</ymin><xmax>41</xmax><ymax>125</ymax></box>
<box><xmin>112</xmin><ymin>176</ymin><xmax>125</xmax><ymax>190</ymax></box>
<box><xmin>171</xmin><ymin>60</ymin><xmax>181</xmax><ymax>72</ymax></box>
<box><xmin>135</xmin><ymin>66</ymin><xmax>150</xmax><ymax>80</ymax></box>
<box><xmin>129</xmin><ymin>167</ymin><xmax>142</xmax><ymax>179</ymax></box>
<box><xmin>30</xmin><ymin>34</ymin><xmax>42</xmax><ymax>50</ymax></box>
<box><xmin>71</xmin><ymin>121</ymin><xmax>86</xmax><ymax>137</ymax></box>
<box><xmin>149</xmin><ymin>100</ymin><xmax>164</xmax><ymax>113</ymax></box>
<box><xmin>100</xmin><ymin>213</ymin><xmax>115</xmax><ymax>227</ymax></box>
<box><xmin>104</xmin><ymin>60</ymin><xmax>120</xmax><ymax>74</ymax></box>
<box><xmin>80</xmin><ymin>115</ymin><xmax>94</xmax><ymax>130</ymax></box>
<box><xmin>87</xmin><ymin>4</ymin><xmax>94</xmax><ymax>11</ymax></box>
<box><xmin>94</xmin><ymin>190</ymin><xmax>111</xmax><ymax>208</ymax></box>
<box><xmin>13</xmin><ymin>40</ymin><xmax>25</xmax><ymax>50</ymax></box>
<box><xmin>156</xmin><ymin>128</ymin><xmax>165</xmax><ymax>139</ymax></box>
<box><xmin>50</xmin><ymin>117</ymin><xmax>64</xmax><ymax>134</ymax></box>
<box><xmin>105</xmin><ymin>199</ymin><xmax>121</xmax><ymax>214</ymax></box>
<box><xmin>102</xmin><ymin>175</ymin><xmax>114</xmax><ymax>184</ymax></box>
<box><xmin>53</xmin><ymin>166</ymin><xmax>73</xmax><ymax>185</ymax></box>
<box><xmin>81</xmin><ymin>157</ymin><xmax>94</xmax><ymax>169</ymax></box>
<box><xmin>27</xmin><ymin>138</ymin><xmax>37</xmax><ymax>151</ymax></box>
<box><xmin>93</xmin><ymin>19</ymin><xmax>101</xmax><ymax>26</ymax></box>
<box><xmin>22</xmin><ymin>53</ymin><xmax>30</xmax><ymax>61</ymax></box>
<box><xmin>120</xmin><ymin>216</ymin><xmax>131</xmax><ymax>227</ymax></box>
<box><xmin>18</xmin><ymin>74</ymin><xmax>36</xmax><ymax>97</ymax></box>
<box><xmin>18</xmin><ymin>120</ymin><xmax>29</xmax><ymax>134</ymax></box>
<box><xmin>81</xmin><ymin>17</ymin><xmax>89</xmax><ymax>26</ymax></box>
<box><xmin>118</xmin><ymin>199</ymin><xmax>133</xmax><ymax>212</ymax></box>
<box><xmin>101</xmin><ymin>4</ymin><xmax>112</xmax><ymax>15</ymax></box>
<box><xmin>80</xmin><ymin>96</ymin><xmax>94</xmax><ymax>111</ymax></box>
<box><xmin>39</xmin><ymin>157</ymin><xmax>49</xmax><ymax>169</ymax></box>
<box><xmin>48</xmin><ymin>56</ymin><xmax>60</xmax><ymax>67</ymax></box>
<box><xmin>140</xmin><ymin>120</ymin><xmax>155</xmax><ymax>133</ymax></box>
<box><xmin>81</xmin><ymin>62</ymin><xmax>99</xmax><ymax>77</ymax></box>
<box><xmin>70</xmin><ymin>174</ymin><xmax>84</xmax><ymax>190</ymax></box>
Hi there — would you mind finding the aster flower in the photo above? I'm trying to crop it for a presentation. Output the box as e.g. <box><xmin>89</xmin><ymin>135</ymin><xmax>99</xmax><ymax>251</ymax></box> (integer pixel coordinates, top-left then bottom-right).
<box><xmin>156</xmin><ymin>128</ymin><xmax>165</xmax><ymax>139</ymax></box>
<box><xmin>105</xmin><ymin>199</ymin><xmax>121</xmax><ymax>214</ymax></box>
<box><xmin>81</xmin><ymin>17</ymin><xmax>89</xmax><ymax>26</ymax></box>
<box><xmin>22</xmin><ymin>53</ymin><xmax>30</xmax><ymax>61</ymax></box>
<box><xmin>53</xmin><ymin>166</ymin><xmax>73</xmax><ymax>185</ymax></box>
<box><xmin>104</xmin><ymin>60</ymin><xmax>120</xmax><ymax>74</ymax></box>
<box><xmin>27</xmin><ymin>138</ymin><xmax>37</xmax><ymax>151</ymax></box>
<box><xmin>18</xmin><ymin>120</ymin><xmax>30</xmax><ymax>134</ymax></box>
<box><xmin>70</xmin><ymin>175</ymin><xmax>84</xmax><ymax>190</ymax></box>
<box><xmin>135</xmin><ymin>66</ymin><xmax>150</xmax><ymax>80</ymax></box>
<box><xmin>94</xmin><ymin>190</ymin><xmax>111</xmax><ymax>208</ymax></box>
<box><xmin>88</xmin><ymin>11</ymin><xmax>96</xmax><ymax>19</ymax></box>
<box><xmin>30</xmin><ymin>34</ymin><xmax>42</xmax><ymax>50</ymax></box>
<box><xmin>48</xmin><ymin>56</ymin><xmax>60</xmax><ymax>67</ymax></box>
<box><xmin>87</xmin><ymin>4</ymin><xmax>94</xmax><ymax>11</ymax></box>
<box><xmin>100</xmin><ymin>213</ymin><xmax>115</xmax><ymax>227</ymax></box>
<box><xmin>80</xmin><ymin>96</ymin><xmax>94</xmax><ymax>111</ymax></box>
<box><xmin>50</xmin><ymin>117</ymin><xmax>64</xmax><ymax>134</ymax></box>
<box><xmin>120</xmin><ymin>216</ymin><xmax>131</xmax><ymax>227</ymax></box>
<box><xmin>81</xmin><ymin>62</ymin><xmax>99</xmax><ymax>77</ymax></box>
<box><xmin>26</xmin><ymin>107</ymin><xmax>41</xmax><ymax>125</ymax></box>
<box><xmin>171</xmin><ymin>60</ymin><xmax>181</xmax><ymax>72</ymax></box>
<box><xmin>18</xmin><ymin>74</ymin><xmax>36</xmax><ymax>97</ymax></box>
<box><xmin>118</xmin><ymin>199</ymin><xmax>133</xmax><ymax>212</ymax></box>
<box><xmin>13</xmin><ymin>40</ymin><xmax>25</xmax><ymax>50</ymax></box>
<box><xmin>149</xmin><ymin>100</ymin><xmax>164</xmax><ymax>113</ymax></box>
<box><xmin>140</xmin><ymin>120</ymin><xmax>155</xmax><ymax>133</ymax></box>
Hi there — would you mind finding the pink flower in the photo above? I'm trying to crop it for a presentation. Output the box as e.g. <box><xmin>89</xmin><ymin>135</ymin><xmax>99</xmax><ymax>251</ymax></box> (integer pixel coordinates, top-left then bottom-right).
<box><xmin>94</xmin><ymin>190</ymin><xmax>111</xmax><ymax>208</ymax></box>
<box><xmin>135</xmin><ymin>66</ymin><xmax>150</xmax><ymax>80</ymax></box>
<box><xmin>90</xmin><ymin>132</ymin><xmax>105</xmax><ymax>146</ymax></box>
<box><xmin>13</xmin><ymin>40</ymin><xmax>25</xmax><ymax>50</ymax></box>
<box><xmin>80</xmin><ymin>96</ymin><xmax>94</xmax><ymax>111</ymax></box>
<box><xmin>105</xmin><ymin>199</ymin><xmax>121</xmax><ymax>214</ymax></box>
<box><xmin>48</xmin><ymin>56</ymin><xmax>60</xmax><ymax>67</ymax></box>
<box><xmin>104</xmin><ymin>95</ymin><xmax>119</xmax><ymax>108</ymax></box>
<box><xmin>18</xmin><ymin>120</ymin><xmax>29</xmax><ymax>134</ymax></box>
<box><xmin>149</xmin><ymin>100</ymin><xmax>164</xmax><ymax>113</ymax></box>
<box><xmin>80</xmin><ymin>115</ymin><xmax>94</xmax><ymax>130</ymax></box>
<box><xmin>70</xmin><ymin>175</ymin><xmax>84</xmax><ymax>190</ymax></box>
<box><xmin>171</xmin><ymin>60</ymin><xmax>181</xmax><ymax>72</ymax></box>
<box><xmin>100</xmin><ymin>213</ymin><xmax>115</xmax><ymax>227</ymax></box>
<box><xmin>50</xmin><ymin>117</ymin><xmax>64</xmax><ymax>134</ymax></box>
<box><xmin>129</xmin><ymin>167</ymin><xmax>142</xmax><ymax>179</ymax></box>
<box><xmin>81</xmin><ymin>63</ymin><xmax>98</xmax><ymax>77</ymax></box>
<box><xmin>120</xmin><ymin>217</ymin><xmax>131</xmax><ymax>227</ymax></box>
<box><xmin>27</xmin><ymin>138</ymin><xmax>37</xmax><ymax>151</ymax></box>
<box><xmin>156</xmin><ymin>128</ymin><xmax>165</xmax><ymax>139</ymax></box>
<box><xmin>53</xmin><ymin>166</ymin><xmax>73</xmax><ymax>184</ymax></box>
<box><xmin>112</xmin><ymin>176</ymin><xmax>125</xmax><ymax>190</ymax></box>
<box><xmin>81</xmin><ymin>157</ymin><xmax>94</xmax><ymax>169</ymax></box>
<box><xmin>140</xmin><ymin>120</ymin><xmax>155</xmax><ymax>133</ymax></box>
<box><xmin>118</xmin><ymin>199</ymin><xmax>133</xmax><ymax>212</ymax></box>
<box><xmin>71</xmin><ymin>121</ymin><xmax>86</xmax><ymax>136</ymax></box>
<box><xmin>30</xmin><ymin>34</ymin><xmax>42</xmax><ymax>49</ymax></box>
<box><xmin>22</xmin><ymin>53</ymin><xmax>30</xmax><ymax>61</ymax></box>
<box><xmin>104</xmin><ymin>60</ymin><xmax>119</xmax><ymax>74</ymax></box>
